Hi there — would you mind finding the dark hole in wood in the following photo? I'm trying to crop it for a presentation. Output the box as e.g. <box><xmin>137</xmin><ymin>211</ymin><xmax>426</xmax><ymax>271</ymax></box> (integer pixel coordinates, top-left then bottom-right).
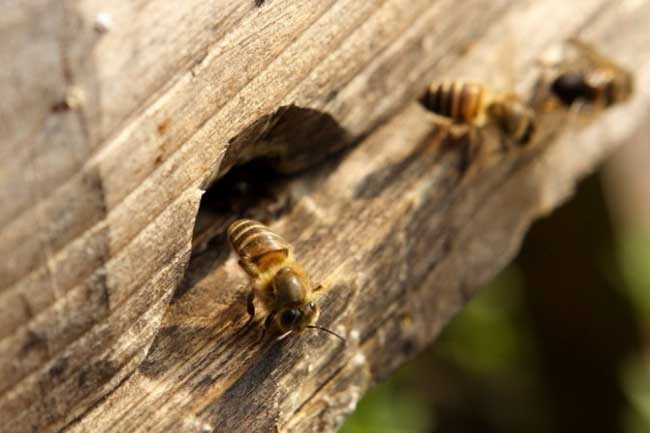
<box><xmin>219</xmin><ymin>104</ymin><xmax>350</xmax><ymax>182</ymax></box>
<box><xmin>177</xmin><ymin>105</ymin><xmax>351</xmax><ymax>303</ymax></box>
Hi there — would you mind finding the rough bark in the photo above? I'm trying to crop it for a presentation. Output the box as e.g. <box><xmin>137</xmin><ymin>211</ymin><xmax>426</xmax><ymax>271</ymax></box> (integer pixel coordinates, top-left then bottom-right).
<box><xmin>1</xmin><ymin>1</ymin><xmax>649</xmax><ymax>432</ymax></box>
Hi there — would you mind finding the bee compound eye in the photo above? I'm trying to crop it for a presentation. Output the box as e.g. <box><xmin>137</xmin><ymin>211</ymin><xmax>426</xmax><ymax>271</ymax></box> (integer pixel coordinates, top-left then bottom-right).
<box><xmin>281</xmin><ymin>309</ymin><xmax>300</xmax><ymax>326</ymax></box>
<box><xmin>551</xmin><ymin>73</ymin><xmax>590</xmax><ymax>106</ymax></box>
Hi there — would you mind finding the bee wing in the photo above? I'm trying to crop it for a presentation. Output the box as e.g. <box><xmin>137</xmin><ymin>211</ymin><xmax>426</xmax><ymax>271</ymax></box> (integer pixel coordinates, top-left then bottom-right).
<box><xmin>566</xmin><ymin>38</ymin><xmax>627</xmax><ymax>74</ymax></box>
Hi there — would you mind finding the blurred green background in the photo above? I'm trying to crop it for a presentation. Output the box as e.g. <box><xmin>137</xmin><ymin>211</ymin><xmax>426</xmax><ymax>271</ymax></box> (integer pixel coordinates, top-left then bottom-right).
<box><xmin>340</xmin><ymin>167</ymin><xmax>650</xmax><ymax>433</ymax></box>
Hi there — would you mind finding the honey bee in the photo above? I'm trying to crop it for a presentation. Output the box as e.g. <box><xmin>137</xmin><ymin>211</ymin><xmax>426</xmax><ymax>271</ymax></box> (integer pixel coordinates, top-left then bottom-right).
<box><xmin>537</xmin><ymin>39</ymin><xmax>633</xmax><ymax>110</ymax></box>
<box><xmin>421</xmin><ymin>81</ymin><xmax>536</xmax><ymax>146</ymax></box>
<box><xmin>227</xmin><ymin>218</ymin><xmax>345</xmax><ymax>342</ymax></box>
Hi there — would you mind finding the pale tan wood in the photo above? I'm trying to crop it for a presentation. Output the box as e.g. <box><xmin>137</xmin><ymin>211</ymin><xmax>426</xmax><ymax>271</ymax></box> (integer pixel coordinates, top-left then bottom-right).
<box><xmin>0</xmin><ymin>0</ymin><xmax>648</xmax><ymax>432</ymax></box>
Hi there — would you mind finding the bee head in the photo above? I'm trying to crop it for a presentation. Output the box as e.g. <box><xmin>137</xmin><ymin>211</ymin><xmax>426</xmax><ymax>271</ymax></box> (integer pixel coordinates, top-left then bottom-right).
<box><xmin>276</xmin><ymin>302</ymin><xmax>319</xmax><ymax>333</ymax></box>
<box><xmin>552</xmin><ymin>69</ymin><xmax>633</xmax><ymax>109</ymax></box>
<box><xmin>551</xmin><ymin>72</ymin><xmax>593</xmax><ymax>106</ymax></box>
<box><xmin>272</xmin><ymin>268</ymin><xmax>346</xmax><ymax>342</ymax></box>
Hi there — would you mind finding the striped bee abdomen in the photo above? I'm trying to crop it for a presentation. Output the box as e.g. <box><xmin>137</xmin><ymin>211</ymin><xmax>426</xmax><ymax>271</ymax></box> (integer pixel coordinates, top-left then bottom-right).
<box><xmin>422</xmin><ymin>81</ymin><xmax>488</xmax><ymax>124</ymax></box>
<box><xmin>227</xmin><ymin>219</ymin><xmax>290</xmax><ymax>269</ymax></box>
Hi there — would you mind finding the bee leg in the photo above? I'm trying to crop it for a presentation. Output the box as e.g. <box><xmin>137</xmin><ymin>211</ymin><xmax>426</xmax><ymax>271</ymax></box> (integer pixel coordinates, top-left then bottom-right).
<box><xmin>245</xmin><ymin>290</ymin><xmax>256</xmax><ymax>324</ymax></box>
<box><xmin>469</xmin><ymin>127</ymin><xmax>483</xmax><ymax>156</ymax></box>
<box><xmin>449</xmin><ymin>125</ymin><xmax>468</xmax><ymax>140</ymax></box>
<box><xmin>264</xmin><ymin>312</ymin><xmax>276</xmax><ymax>332</ymax></box>
<box><xmin>239</xmin><ymin>255</ymin><xmax>259</xmax><ymax>277</ymax></box>
<box><xmin>569</xmin><ymin>100</ymin><xmax>586</xmax><ymax>119</ymax></box>
<box><xmin>455</xmin><ymin>127</ymin><xmax>482</xmax><ymax>173</ymax></box>
<box><xmin>560</xmin><ymin>100</ymin><xmax>586</xmax><ymax>137</ymax></box>
<box><xmin>257</xmin><ymin>311</ymin><xmax>276</xmax><ymax>344</ymax></box>
<box><xmin>441</xmin><ymin>118</ymin><xmax>473</xmax><ymax>141</ymax></box>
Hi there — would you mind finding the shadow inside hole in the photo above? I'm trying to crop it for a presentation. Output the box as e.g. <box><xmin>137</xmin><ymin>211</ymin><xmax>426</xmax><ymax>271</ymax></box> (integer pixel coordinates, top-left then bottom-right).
<box><xmin>219</xmin><ymin>104</ymin><xmax>351</xmax><ymax>179</ymax></box>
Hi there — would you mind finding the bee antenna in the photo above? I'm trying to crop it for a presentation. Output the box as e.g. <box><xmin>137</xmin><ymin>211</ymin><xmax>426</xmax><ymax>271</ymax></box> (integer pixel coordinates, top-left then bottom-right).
<box><xmin>307</xmin><ymin>325</ymin><xmax>346</xmax><ymax>343</ymax></box>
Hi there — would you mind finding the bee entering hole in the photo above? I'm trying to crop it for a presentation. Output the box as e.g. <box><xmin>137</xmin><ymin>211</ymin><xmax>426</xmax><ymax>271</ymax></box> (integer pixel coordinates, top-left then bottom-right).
<box><xmin>227</xmin><ymin>219</ymin><xmax>345</xmax><ymax>343</ymax></box>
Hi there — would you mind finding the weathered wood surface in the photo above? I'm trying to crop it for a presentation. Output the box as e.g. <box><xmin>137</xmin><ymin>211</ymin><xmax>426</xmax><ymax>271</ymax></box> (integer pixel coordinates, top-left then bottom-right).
<box><xmin>1</xmin><ymin>0</ymin><xmax>649</xmax><ymax>432</ymax></box>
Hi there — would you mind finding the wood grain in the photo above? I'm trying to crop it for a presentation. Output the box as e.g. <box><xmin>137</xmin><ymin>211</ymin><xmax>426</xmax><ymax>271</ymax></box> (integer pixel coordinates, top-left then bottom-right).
<box><xmin>1</xmin><ymin>0</ymin><xmax>648</xmax><ymax>432</ymax></box>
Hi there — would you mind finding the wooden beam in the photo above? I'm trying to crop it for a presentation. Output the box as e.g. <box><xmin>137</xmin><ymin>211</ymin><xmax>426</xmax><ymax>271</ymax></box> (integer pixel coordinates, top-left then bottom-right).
<box><xmin>0</xmin><ymin>0</ymin><xmax>648</xmax><ymax>432</ymax></box>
